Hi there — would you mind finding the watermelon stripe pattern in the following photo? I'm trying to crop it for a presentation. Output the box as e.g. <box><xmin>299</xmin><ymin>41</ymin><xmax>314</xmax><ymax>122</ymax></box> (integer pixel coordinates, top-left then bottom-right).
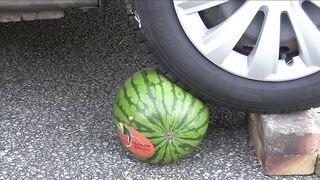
<box><xmin>113</xmin><ymin>69</ymin><xmax>209</xmax><ymax>164</ymax></box>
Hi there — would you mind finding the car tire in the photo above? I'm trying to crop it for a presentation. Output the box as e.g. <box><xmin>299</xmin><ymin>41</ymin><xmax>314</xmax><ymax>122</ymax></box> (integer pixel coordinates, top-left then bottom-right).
<box><xmin>126</xmin><ymin>0</ymin><xmax>320</xmax><ymax>113</ymax></box>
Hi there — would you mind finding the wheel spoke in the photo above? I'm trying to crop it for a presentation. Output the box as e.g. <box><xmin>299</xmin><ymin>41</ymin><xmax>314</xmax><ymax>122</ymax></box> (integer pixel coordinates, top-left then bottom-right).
<box><xmin>289</xmin><ymin>3</ymin><xmax>320</xmax><ymax>67</ymax></box>
<box><xmin>175</xmin><ymin>0</ymin><xmax>229</xmax><ymax>15</ymax></box>
<box><xmin>248</xmin><ymin>9</ymin><xmax>281</xmax><ymax>79</ymax></box>
<box><xmin>203</xmin><ymin>2</ymin><xmax>261</xmax><ymax>65</ymax></box>
<box><xmin>310</xmin><ymin>0</ymin><xmax>320</xmax><ymax>8</ymax></box>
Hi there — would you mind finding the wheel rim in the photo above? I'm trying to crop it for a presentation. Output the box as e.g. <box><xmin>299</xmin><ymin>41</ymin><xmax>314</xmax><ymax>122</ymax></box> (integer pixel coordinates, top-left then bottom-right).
<box><xmin>173</xmin><ymin>0</ymin><xmax>320</xmax><ymax>81</ymax></box>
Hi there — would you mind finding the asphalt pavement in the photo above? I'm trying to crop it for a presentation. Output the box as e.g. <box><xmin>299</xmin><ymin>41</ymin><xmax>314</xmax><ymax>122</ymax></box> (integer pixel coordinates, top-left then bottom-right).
<box><xmin>0</xmin><ymin>1</ymin><xmax>318</xmax><ymax>179</ymax></box>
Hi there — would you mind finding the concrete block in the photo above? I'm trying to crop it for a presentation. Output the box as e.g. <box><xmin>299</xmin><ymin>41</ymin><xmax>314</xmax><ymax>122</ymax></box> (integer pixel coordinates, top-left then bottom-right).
<box><xmin>249</xmin><ymin>109</ymin><xmax>320</xmax><ymax>175</ymax></box>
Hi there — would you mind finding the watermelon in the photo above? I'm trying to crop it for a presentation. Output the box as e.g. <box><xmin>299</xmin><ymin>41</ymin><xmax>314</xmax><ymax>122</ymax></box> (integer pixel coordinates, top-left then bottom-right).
<box><xmin>113</xmin><ymin>69</ymin><xmax>209</xmax><ymax>164</ymax></box>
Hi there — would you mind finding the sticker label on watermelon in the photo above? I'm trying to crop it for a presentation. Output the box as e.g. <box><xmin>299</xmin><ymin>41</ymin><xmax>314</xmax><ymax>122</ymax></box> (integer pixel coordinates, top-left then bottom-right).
<box><xmin>117</xmin><ymin>122</ymin><xmax>155</xmax><ymax>158</ymax></box>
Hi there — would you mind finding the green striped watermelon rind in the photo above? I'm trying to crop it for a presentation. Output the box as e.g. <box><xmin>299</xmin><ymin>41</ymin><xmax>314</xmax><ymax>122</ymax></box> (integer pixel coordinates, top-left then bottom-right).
<box><xmin>113</xmin><ymin>68</ymin><xmax>209</xmax><ymax>164</ymax></box>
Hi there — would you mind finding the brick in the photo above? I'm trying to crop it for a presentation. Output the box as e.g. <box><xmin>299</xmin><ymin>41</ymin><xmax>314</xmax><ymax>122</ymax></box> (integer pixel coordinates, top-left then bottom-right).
<box><xmin>249</xmin><ymin>109</ymin><xmax>320</xmax><ymax>175</ymax></box>
<box><xmin>262</xmin><ymin>154</ymin><xmax>317</xmax><ymax>175</ymax></box>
